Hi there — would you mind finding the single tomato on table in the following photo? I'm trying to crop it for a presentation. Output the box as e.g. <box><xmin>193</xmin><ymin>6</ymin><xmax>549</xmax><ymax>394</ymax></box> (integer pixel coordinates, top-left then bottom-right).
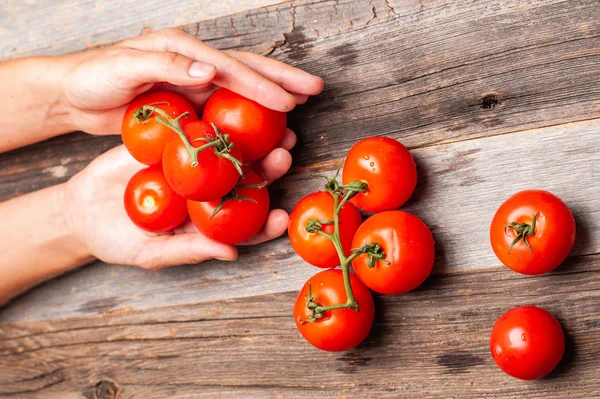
<box><xmin>123</xmin><ymin>165</ymin><xmax>187</xmax><ymax>232</ymax></box>
<box><xmin>294</xmin><ymin>269</ymin><xmax>375</xmax><ymax>352</ymax></box>
<box><xmin>490</xmin><ymin>190</ymin><xmax>576</xmax><ymax>275</ymax></box>
<box><xmin>121</xmin><ymin>91</ymin><xmax>197</xmax><ymax>165</ymax></box>
<box><xmin>490</xmin><ymin>306</ymin><xmax>565</xmax><ymax>380</ymax></box>
<box><xmin>288</xmin><ymin>191</ymin><xmax>362</xmax><ymax>268</ymax></box>
<box><xmin>351</xmin><ymin>210</ymin><xmax>435</xmax><ymax>294</ymax></box>
<box><xmin>342</xmin><ymin>136</ymin><xmax>417</xmax><ymax>213</ymax></box>
<box><xmin>187</xmin><ymin>170</ymin><xmax>270</xmax><ymax>245</ymax></box>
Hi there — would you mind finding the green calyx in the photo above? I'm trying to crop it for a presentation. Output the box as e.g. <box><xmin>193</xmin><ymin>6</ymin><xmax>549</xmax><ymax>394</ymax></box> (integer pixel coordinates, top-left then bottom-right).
<box><xmin>506</xmin><ymin>213</ymin><xmax>538</xmax><ymax>254</ymax></box>
<box><xmin>352</xmin><ymin>243</ymin><xmax>389</xmax><ymax>268</ymax></box>
<box><xmin>210</xmin><ymin>179</ymin><xmax>268</xmax><ymax>219</ymax></box>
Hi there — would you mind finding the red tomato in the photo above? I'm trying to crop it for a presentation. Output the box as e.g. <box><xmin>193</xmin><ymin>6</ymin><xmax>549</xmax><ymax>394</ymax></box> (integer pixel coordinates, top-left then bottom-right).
<box><xmin>187</xmin><ymin>170</ymin><xmax>270</xmax><ymax>245</ymax></box>
<box><xmin>490</xmin><ymin>190</ymin><xmax>576</xmax><ymax>275</ymax></box>
<box><xmin>341</xmin><ymin>137</ymin><xmax>417</xmax><ymax>213</ymax></box>
<box><xmin>162</xmin><ymin>120</ymin><xmax>243</xmax><ymax>201</ymax></box>
<box><xmin>288</xmin><ymin>191</ymin><xmax>362</xmax><ymax>268</ymax></box>
<box><xmin>203</xmin><ymin>88</ymin><xmax>286</xmax><ymax>162</ymax></box>
<box><xmin>124</xmin><ymin>166</ymin><xmax>187</xmax><ymax>232</ymax></box>
<box><xmin>351</xmin><ymin>210</ymin><xmax>435</xmax><ymax>294</ymax></box>
<box><xmin>490</xmin><ymin>306</ymin><xmax>565</xmax><ymax>380</ymax></box>
<box><xmin>122</xmin><ymin>91</ymin><xmax>197</xmax><ymax>165</ymax></box>
<box><xmin>294</xmin><ymin>269</ymin><xmax>375</xmax><ymax>352</ymax></box>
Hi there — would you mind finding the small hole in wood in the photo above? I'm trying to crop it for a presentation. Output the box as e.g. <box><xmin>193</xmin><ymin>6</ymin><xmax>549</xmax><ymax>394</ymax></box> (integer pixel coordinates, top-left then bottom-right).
<box><xmin>480</xmin><ymin>94</ymin><xmax>501</xmax><ymax>109</ymax></box>
<box><xmin>96</xmin><ymin>380</ymin><xmax>120</xmax><ymax>399</ymax></box>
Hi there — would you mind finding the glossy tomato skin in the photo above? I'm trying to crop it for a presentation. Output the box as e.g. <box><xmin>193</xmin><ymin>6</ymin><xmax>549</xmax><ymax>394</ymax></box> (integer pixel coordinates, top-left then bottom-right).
<box><xmin>162</xmin><ymin>120</ymin><xmax>243</xmax><ymax>202</ymax></box>
<box><xmin>288</xmin><ymin>191</ymin><xmax>362</xmax><ymax>268</ymax></box>
<box><xmin>352</xmin><ymin>210</ymin><xmax>435</xmax><ymax>294</ymax></box>
<box><xmin>124</xmin><ymin>166</ymin><xmax>188</xmax><ymax>232</ymax></box>
<box><xmin>202</xmin><ymin>88</ymin><xmax>286</xmax><ymax>162</ymax></box>
<box><xmin>187</xmin><ymin>170</ymin><xmax>270</xmax><ymax>245</ymax></box>
<box><xmin>122</xmin><ymin>91</ymin><xmax>198</xmax><ymax>165</ymax></box>
<box><xmin>342</xmin><ymin>137</ymin><xmax>417</xmax><ymax>213</ymax></box>
<box><xmin>490</xmin><ymin>306</ymin><xmax>564</xmax><ymax>380</ymax></box>
<box><xmin>294</xmin><ymin>269</ymin><xmax>375</xmax><ymax>352</ymax></box>
<box><xmin>490</xmin><ymin>190</ymin><xmax>576</xmax><ymax>275</ymax></box>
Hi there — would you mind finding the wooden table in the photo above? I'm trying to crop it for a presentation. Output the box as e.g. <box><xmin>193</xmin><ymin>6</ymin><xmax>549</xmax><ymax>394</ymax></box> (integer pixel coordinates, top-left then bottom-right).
<box><xmin>1</xmin><ymin>0</ymin><xmax>599</xmax><ymax>398</ymax></box>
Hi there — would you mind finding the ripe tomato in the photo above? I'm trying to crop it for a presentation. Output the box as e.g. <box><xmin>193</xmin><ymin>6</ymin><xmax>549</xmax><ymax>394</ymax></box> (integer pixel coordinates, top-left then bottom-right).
<box><xmin>162</xmin><ymin>120</ymin><xmax>243</xmax><ymax>201</ymax></box>
<box><xmin>490</xmin><ymin>306</ymin><xmax>565</xmax><ymax>380</ymax></box>
<box><xmin>202</xmin><ymin>88</ymin><xmax>286</xmax><ymax>162</ymax></box>
<box><xmin>341</xmin><ymin>137</ymin><xmax>417</xmax><ymax>213</ymax></box>
<box><xmin>351</xmin><ymin>211</ymin><xmax>435</xmax><ymax>294</ymax></box>
<box><xmin>122</xmin><ymin>91</ymin><xmax>197</xmax><ymax>165</ymax></box>
<box><xmin>490</xmin><ymin>190</ymin><xmax>576</xmax><ymax>275</ymax></box>
<box><xmin>187</xmin><ymin>170</ymin><xmax>270</xmax><ymax>245</ymax></box>
<box><xmin>288</xmin><ymin>191</ymin><xmax>362</xmax><ymax>268</ymax></box>
<box><xmin>124</xmin><ymin>165</ymin><xmax>187</xmax><ymax>232</ymax></box>
<box><xmin>294</xmin><ymin>269</ymin><xmax>375</xmax><ymax>352</ymax></box>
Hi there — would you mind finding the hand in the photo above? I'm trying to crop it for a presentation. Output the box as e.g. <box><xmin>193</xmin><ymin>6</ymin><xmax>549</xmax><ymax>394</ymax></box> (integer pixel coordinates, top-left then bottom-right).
<box><xmin>61</xmin><ymin>28</ymin><xmax>324</xmax><ymax>135</ymax></box>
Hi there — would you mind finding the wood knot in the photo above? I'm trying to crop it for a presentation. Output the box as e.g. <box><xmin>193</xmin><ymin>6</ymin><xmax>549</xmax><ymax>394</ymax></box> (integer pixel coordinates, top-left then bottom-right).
<box><xmin>480</xmin><ymin>94</ymin><xmax>501</xmax><ymax>109</ymax></box>
<box><xmin>89</xmin><ymin>380</ymin><xmax>120</xmax><ymax>399</ymax></box>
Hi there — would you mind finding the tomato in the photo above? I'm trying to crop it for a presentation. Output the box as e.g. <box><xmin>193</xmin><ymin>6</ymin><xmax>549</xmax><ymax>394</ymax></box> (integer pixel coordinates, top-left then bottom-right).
<box><xmin>162</xmin><ymin>120</ymin><xmax>243</xmax><ymax>201</ymax></box>
<box><xmin>490</xmin><ymin>306</ymin><xmax>564</xmax><ymax>380</ymax></box>
<box><xmin>294</xmin><ymin>269</ymin><xmax>374</xmax><ymax>352</ymax></box>
<box><xmin>341</xmin><ymin>137</ymin><xmax>417</xmax><ymax>213</ymax></box>
<box><xmin>490</xmin><ymin>190</ymin><xmax>576</xmax><ymax>275</ymax></box>
<box><xmin>124</xmin><ymin>166</ymin><xmax>187</xmax><ymax>232</ymax></box>
<box><xmin>122</xmin><ymin>91</ymin><xmax>198</xmax><ymax>165</ymax></box>
<box><xmin>351</xmin><ymin>211</ymin><xmax>435</xmax><ymax>294</ymax></box>
<box><xmin>202</xmin><ymin>88</ymin><xmax>286</xmax><ymax>162</ymax></box>
<box><xmin>187</xmin><ymin>170</ymin><xmax>270</xmax><ymax>245</ymax></box>
<box><xmin>288</xmin><ymin>191</ymin><xmax>362</xmax><ymax>268</ymax></box>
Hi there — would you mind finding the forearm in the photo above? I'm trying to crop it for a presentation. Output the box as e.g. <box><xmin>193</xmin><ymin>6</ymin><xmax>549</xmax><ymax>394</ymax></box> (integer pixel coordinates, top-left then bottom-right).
<box><xmin>0</xmin><ymin>184</ymin><xmax>93</xmax><ymax>306</ymax></box>
<box><xmin>0</xmin><ymin>56</ymin><xmax>76</xmax><ymax>153</ymax></box>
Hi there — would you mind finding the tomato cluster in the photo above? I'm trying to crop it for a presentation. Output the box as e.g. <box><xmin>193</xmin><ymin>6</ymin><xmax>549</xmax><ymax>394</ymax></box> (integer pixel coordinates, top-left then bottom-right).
<box><xmin>121</xmin><ymin>89</ymin><xmax>287</xmax><ymax>244</ymax></box>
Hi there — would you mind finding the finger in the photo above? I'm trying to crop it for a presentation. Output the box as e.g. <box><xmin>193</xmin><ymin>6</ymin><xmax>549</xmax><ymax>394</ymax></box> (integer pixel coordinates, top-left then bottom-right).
<box><xmin>255</xmin><ymin>148</ymin><xmax>293</xmax><ymax>183</ymax></box>
<box><xmin>224</xmin><ymin>50</ymin><xmax>325</xmax><ymax>96</ymax></box>
<box><xmin>242</xmin><ymin>209</ymin><xmax>289</xmax><ymax>245</ymax></box>
<box><xmin>293</xmin><ymin>94</ymin><xmax>309</xmax><ymax>104</ymax></box>
<box><xmin>280</xmin><ymin>128</ymin><xmax>297</xmax><ymax>151</ymax></box>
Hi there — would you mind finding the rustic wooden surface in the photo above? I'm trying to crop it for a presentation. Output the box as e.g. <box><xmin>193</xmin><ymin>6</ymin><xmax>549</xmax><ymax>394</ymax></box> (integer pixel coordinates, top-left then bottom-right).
<box><xmin>1</xmin><ymin>0</ymin><xmax>600</xmax><ymax>397</ymax></box>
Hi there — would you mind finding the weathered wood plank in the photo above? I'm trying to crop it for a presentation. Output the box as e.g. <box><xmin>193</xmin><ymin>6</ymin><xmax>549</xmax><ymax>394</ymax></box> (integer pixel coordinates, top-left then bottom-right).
<box><xmin>1</xmin><ymin>254</ymin><xmax>599</xmax><ymax>398</ymax></box>
<box><xmin>1</xmin><ymin>119</ymin><xmax>598</xmax><ymax>323</ymax></box>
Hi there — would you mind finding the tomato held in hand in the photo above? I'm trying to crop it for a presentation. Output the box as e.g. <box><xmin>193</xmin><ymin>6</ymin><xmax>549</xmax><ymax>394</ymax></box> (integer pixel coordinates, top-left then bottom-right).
<box><xmin>342</xmin><ymin>137</ymin><xmax>417</xmax><ymax>213</ymax></box>
<box><xmin>490</xmin><ymin>306</ymin><xmax>565</xmax><ymax>380</ymax></box>
<box><xmin>490</xmin><ymin>190</ymin><xmax>576</xmax><ymax>275</ymax></box>
<box><xmin>203</xmin><ymin>88</ymin><xmax>286</xmax><ymax>162</ymax></box>
<box><xmin>124</xmin><ymin>166</ymin><xmax>188</xmax><ymax>232</ymax></box>
<box><xmin>162</xmin><ymin>120</ymin><xmax>243</xmax><ymax>201</ymax></box>
<box><xmin>352</xmin><ymin>210</ymin><xmax>435</xmax><ymax>294</ymax></box>
<box><xmin>187</xmin><ymin>170</ymin><xmax>270</xmax><ymax>245</ymax></box>
<box><xmin>122</xmin><ymin>91</ymin><xmax>198</xmax><ymax>165</ymax></box>
<box><xmin>294</xmin><ymin>269</ymin><xmax>375</xmax><ymax>352</ymax></box>
<box><xmin>288</xmin><ymin>191</ymin><xmax>362</xmax><ymax>268</ymax></box>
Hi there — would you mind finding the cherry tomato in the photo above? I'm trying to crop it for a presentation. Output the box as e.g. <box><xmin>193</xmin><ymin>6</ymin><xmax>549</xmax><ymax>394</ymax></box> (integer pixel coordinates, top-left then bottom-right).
<box><xmin>341</xmin><ymin>137</ymin><xmax>417</xmax><ymax>213</ymax></box>
<box><xmin>122</xmin><ymin>91</ymin><xmax>198</xmax><ymax>165</ymax></box>
<box><xmin>294</xmin><ymin>269</ymin><xmax>375</xmax><ymax>352</ymax></box>
<box><xmin>202</xmin><ymin>88</ymin><xmax>286</xmax><ymax>162</ymax></box>
<box><xmin>288</xmin><ymin>191</ymin><xmax>362</xmax><ymax>268</ymax></box>
<box><xmin>162</xmin><ymin>120</ymin><xmax>243</xmax><ymax>201</ymax></box>
<box><xmin>124</xmin><ymin>166</ymin><xmax>187</xmax><ymax>232</ymax></box>
<box><xmin>490</xmin><ymin>306</ymin><xmax>564</xmax><ymax>380</ymax></box>
<box><xmin>351</xmin><ymin>210</ymin><xmax>434</xmax><ymax>294</ymax></box>
<box><xmin>187</xmin><ymin>170</ymin><xmax>270</xmax><ymax>245</ymax></box>
<box><xmin>490</xmin><ymin>190</ymin><xmax>576</xmax><ymax>275</ymax></box>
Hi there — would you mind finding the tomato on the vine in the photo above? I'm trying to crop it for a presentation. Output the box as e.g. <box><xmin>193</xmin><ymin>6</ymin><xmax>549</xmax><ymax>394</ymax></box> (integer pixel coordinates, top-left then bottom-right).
<box><xmin>294</xmin><ymin>269</ymin><xmax>374</xmax><ymax>352</ymax></box>
<box><xmin>203</xmin><ymin>88</ymin><xmax>286</xmax><ymax>162</ymax></box>
<box><xmin>490</xmin><ymin>190</ymin><xmax>576</xmax><ymax>275</ymax></box>
<box><xmin>490</xmin><ymin>306</ymin><xmax>565</xmax><ymax>380</ymax></box>
<box><xmin>187</xmin><ymin>170</ymin><xmax>270</xmax><ymax>245</ymax></box>
<box><xmin>288</xmin><ymin>191</ymin><xmax>362</xmax><ymax>268</ymax></box>
<box><xmin>124</xmin><ymin>165</ymin><xmax>188</xmax><ymax>232</ymax></box>
<box><xmin>351</xmin><ymin>210</ymin><xmax>435</xmax><ymax>294</ymax></box>
<box><xmin>341</xmin><ymin>136</ymin><xmax>417</xmax><ymax>213</ymax></box>
<box><xmin>162</xmin><ymin>120</ymin><xmax>243</xmax><ymax>202</ymax></box>
<box><xmin>122</xmin><ymin>91</ymin><xmax>197</xmax><ymax>165</ymax></box>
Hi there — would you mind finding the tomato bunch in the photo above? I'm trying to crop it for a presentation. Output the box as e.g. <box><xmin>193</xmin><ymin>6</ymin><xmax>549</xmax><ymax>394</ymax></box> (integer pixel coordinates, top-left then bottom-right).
<box><xmin>121</xmin><ymin>89</ymin><xmax>287</xmax><ymax>244</ymax></box>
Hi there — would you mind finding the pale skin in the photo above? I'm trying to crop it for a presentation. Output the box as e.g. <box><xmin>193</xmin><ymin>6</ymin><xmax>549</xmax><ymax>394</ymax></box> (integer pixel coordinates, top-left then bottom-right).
<box><xmin>0</xmin><ymin>28</ymin><xmax>324</xmax><ymax>306</ymax></box>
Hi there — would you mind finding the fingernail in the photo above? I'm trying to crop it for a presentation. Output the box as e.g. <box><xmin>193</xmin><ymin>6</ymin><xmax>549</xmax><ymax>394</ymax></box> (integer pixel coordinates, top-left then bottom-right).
<box><xmin>189</xmin><ymin>61</ymin><xmax>215</xmax><ymax>78</ymax></box>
